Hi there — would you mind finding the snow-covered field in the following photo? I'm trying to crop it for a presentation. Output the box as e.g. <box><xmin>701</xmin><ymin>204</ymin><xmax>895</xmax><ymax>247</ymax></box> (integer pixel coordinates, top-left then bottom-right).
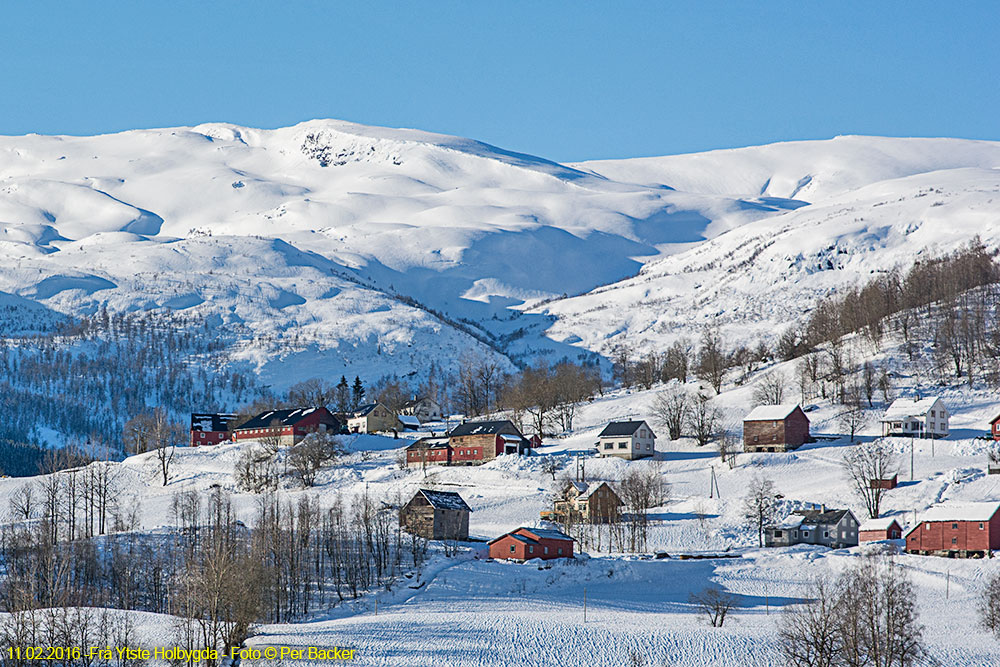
<box><xmin>5</xmin><ymin>348</ymin><xmax>1000</xmax><ymax>665</ymax></box>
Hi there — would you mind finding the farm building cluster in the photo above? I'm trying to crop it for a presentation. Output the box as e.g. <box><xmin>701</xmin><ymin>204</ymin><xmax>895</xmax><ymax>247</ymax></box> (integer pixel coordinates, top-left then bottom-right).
<box><xmin>184</xmin><ymin>391</ymin><xmax>1000</xmax><ymax>561</ymax></box>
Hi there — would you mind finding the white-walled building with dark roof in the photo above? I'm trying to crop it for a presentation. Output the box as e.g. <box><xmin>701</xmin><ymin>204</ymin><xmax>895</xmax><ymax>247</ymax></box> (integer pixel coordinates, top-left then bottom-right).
<box><xmin>596</xmin><ymin>420</ymin><xmax>656</xmax><ymax>460</ymax></box>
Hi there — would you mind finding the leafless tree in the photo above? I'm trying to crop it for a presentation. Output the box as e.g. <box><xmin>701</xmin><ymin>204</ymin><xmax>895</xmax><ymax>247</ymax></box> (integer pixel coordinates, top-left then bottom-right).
<box><xmin>149</xmin><ymin>409</ymin><xmax>185</xmax><ymax>486</ymax></box>
<box><xmin>753</xmin><ymin>370</ymin><xmax>786</xmax><ymax>406</ymax></box>
<box><xmin>695</xmin><ymin>326</ymin><xmax>728</xmax><ymax>394</ymax></box>
<box><xmin>619</xmin><ymin>466</ymin><xmax>668</xmax><ymax>552</ymax></box>
<box><xmin>836</xmin><ymin>556</ymin><xmax>927</xmax><ymax>667</ymax></box>
<box><xmin>650</xmin><ymin>384</ymin><xmax>689</xmax><ymax>440</ymax></box>
<box><xmin>842</xmin><ymin>440</ymin><xmax>899</xmax><ymax>519</ymax></box>
<box><xmin>838</xmin><ymin>385</ymin><xmax>868</xmax><ymax>443</ymax></box>
<box><xmin>779</xmin><ymin>557</ymin><xmax>927</xmax><ymax>667</ymax></box>
<box><xmin>743</xmin><ymin>475</ymin><xmax>780</xmax><ymax>547</ymax></box>
<box><xmin>779</xmin><ymin>577</ymin><xmax>843</xmax><ymax>667</ymax></box>
<box><xmin>979</xmin><ymin>569</ymin><xmax>1000</xmax><ymax>640</ymax></box>
<box><xmin>687</xmin><ymin>393</ymin><xmax>721</xmax><ymax>447</ymax></box>
<box><xmin>287</xmin><ymin>433</ymin><xmax>343</xmax><ymax>487</ymax></box>
<box><xmin>234</xmin><ymin>446</ymin><xmax>278</xmax><ymax>493</ymax></box>
<box><xmin>690</xmin><ymin>587</ymin><xmax>736</xmax><ymax>627</ymax></box>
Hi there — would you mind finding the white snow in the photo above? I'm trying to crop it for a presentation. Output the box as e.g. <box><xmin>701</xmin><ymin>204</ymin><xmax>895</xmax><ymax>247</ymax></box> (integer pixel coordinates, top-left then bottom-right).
<box><xmin>743</xmin><ymin>404</ymin><xmax>801</xmax><ymax>421</ymax></box>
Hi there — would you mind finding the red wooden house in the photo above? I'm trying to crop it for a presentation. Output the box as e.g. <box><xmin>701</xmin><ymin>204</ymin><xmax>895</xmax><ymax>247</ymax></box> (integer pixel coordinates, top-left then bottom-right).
<box><xmin>190</xmin><ymin>413</ymin><xmax>237</xmax><ymax>447</ymax></box>
<box><xmin>447</xmin><ymin>420</ymin><xmax>533</xmax><ymax>465</ymax></box>
<box><xmin>859</xmin><ymin>517</ymin><xmax>903</xmax><ymax>543</ymax></box>
<box><xmin>905</xmin><ymin>502</ymin><xmax>1000</xmax><ymax>558</ymax></box>
<box><xmin>990</xmin><ymin>413</ymin><xmax>1000</xmax><ymax>440</ymax></box>
<box><xmin>488</xmin><ymin>527</ymin><xmax>574</xmax><ymax>561</ymax></box>
<box><xmin>232</xmin><ymin>407</ymin><xmax>343</xmax><ymax>447</ymax></box>
<box><xmin>405</xmin><ymin>436</ymin><xmax>452</xmax><ymax>467</ymax></box>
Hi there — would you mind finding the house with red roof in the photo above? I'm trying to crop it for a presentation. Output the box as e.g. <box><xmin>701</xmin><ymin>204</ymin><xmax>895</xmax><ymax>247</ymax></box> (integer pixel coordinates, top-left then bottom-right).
<box><xmin>488</xmin><ymin>527</ymin><xmax>574</xmax><ymax>561</ymax></box>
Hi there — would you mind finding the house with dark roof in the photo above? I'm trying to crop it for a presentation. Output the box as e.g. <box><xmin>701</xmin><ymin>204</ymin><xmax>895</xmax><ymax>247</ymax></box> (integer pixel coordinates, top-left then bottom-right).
<box><xmin>189</xmin><ymin>413</ymin><xmax>238</xmax><ymax>447</ymax></box>
<box><xmin>488</xmin><ymin>527</ymin><xmax>574</xmax><ymax>561</ymax></box>
<box><xmin>447</xmin><ymin>419</ymin><xmax>531</xmax><ymax>465</ymax></box>
<box><xmin>399</xmin><ymin>488</ymin><xmax>472</xmax><ymax>540</ymax></box>
<box><xmin>347</xmin><ymin>402</ymin><xmax>396</xmax><ymax>434</ymax></box>
<box><xmin>405</xmin><ymin>436</ymin><xmax>452</xmax><ymax>467</ymax></box>
<box><xmin>232</xmin><ymin>407</ymin><xmax>343</xmax><ymax>447</ymax></box>
<box><xmin>764</xmin><ymin>505</ymin><xmax>860</xmax><ymax>549</ymax></box>
<box><xmin>743</xmin><ymin>404</ymin><xmax>810</xmax><ymax>452</ymax></box>
<box><xmin>596</xmin><ymin>420</ymin><xmax>656</xmax><ymax>460</ymax></box>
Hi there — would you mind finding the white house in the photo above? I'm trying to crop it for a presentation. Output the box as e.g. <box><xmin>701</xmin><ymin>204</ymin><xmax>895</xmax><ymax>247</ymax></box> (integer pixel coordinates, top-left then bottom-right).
<box><xmin>596</xmin><ymin>420</ymin><xmax>656</xmax><ymax>460</ymax></box>
<box><xmin>400</xmin><ymin>396</ymin><xmax>443</xmax><ymax>422</ymax></box>
<box><xmin>879</xmin><ymin>396</ymin><xmax>949</xmax><ymax>438</ymax></box>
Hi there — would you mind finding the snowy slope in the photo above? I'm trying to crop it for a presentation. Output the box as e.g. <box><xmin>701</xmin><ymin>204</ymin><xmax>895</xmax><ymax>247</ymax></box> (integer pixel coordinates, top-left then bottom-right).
<box><xmin>3</xmin><ymin>122</ymin><xmax>1000</xmax><ymax>389</ymax></box>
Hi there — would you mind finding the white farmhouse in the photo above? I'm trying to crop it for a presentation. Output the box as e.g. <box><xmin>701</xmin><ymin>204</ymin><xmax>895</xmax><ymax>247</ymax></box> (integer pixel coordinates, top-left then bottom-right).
<box><xmin>596</xmin><ymin>420</ymin><xmax>656</xmax><ymax>460</ymax></box>
<box><xmin>879</xmin><ymin>396</ymin><xmax>949</xmax><ymax>438</ymax></box>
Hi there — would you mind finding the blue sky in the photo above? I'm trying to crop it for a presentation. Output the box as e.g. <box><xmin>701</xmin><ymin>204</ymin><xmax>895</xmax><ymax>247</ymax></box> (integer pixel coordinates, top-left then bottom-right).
<box><xmin>1</xmin><ymin>2</ymin><xmax>997</xmax><ymax>161</ymax></box>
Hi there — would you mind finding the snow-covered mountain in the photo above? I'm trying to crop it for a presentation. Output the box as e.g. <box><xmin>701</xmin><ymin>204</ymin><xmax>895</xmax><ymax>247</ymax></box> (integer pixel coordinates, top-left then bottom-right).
<box><xmin>3</xmin><ymin>122</ymin><xmax>1000</xmax><ymax>387</ymax></box>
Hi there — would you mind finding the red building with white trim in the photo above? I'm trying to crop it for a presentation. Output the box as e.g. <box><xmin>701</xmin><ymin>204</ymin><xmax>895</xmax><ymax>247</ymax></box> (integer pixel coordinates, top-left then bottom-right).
<box><xmin>232</xmin><ymin>407</ymin><xmax>343</xmax><ymax>447</ymax></box>
<box><xmin>859</xmin><ymin>517</ymin><xmax>903</xmax><ymax>543</ymax></box>
<box><xmin>905</xmin><ymin>502</ymin><xmax>1000</xmax><ymax>557</ymax></box>
<box><xmin>190</xmin><ymin>413</ymin><xmax>238</xmax><ymax>447</ymax></box>
<box><xmin>488</xmin><ymin>527</ymin><xmax>574</xmax><ymax>561</ymax></box>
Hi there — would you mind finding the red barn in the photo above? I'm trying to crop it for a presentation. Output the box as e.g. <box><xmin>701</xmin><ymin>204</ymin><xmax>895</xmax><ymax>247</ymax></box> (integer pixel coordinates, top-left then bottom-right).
<box><xmin>405</xmin><ymin>437</ymin><xmax>452</xmax><ymax>467</ymax></box>
<box><xmin>743</xmin><ymin>404</ymin><xmax>810</xmax><ymax>453</ymax></box>
<box><xmin>905</xmin><ymin>502</ymin><xmax>1000</xmax><ymax>558</ymax></box>
<box><xmin>232</xmin><ymin>407</ymin><xmax>343</xmax><ymax>447</ymax></box>
<box><xmin>447</xmin><ymin>420</ymin><xmax>531</xmax><ymax>465</ymax></box>
<box><xmin>488</xmin><ymin>527</ymin><xmax>574</xmax><ymax>561</ymax></box>
<box><xmin>190</xmin><ymin>413</ymin><xmax>237</xmax><ymax>447</ymax></box>
<box><xmin>859</xmin><ymin>517</ymin><xmax>903</xmax><ymax>543</ymax></box>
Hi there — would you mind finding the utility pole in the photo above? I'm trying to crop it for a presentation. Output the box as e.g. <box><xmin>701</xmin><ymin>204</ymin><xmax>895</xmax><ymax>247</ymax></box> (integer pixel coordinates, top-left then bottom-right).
<box><xmin>583</xmin><ymin>587</ymin><xmax>587</xmax><ymax>623</ymax></box>
<box><xmin>946</xmin><ymin>570</ymin><xmax>950</xmax><ymax>600</ymax></box>
<box><xmin>910</xmin><ymin>437</ymin><xmax>914</xmax><ymax>481</ymax></box>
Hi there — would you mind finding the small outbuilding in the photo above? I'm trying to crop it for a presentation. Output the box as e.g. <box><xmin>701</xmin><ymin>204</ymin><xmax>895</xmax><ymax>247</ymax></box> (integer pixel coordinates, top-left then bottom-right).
<box><xmin>743</xmin><ymin>404</ymin><xmax>810</xmax><ymax>453</ymax></box>
<box><xmin>488</xmin><ymin>527</ymin><xmax>574</xmax><ymax>561</ymax></box>
<box><xmin>870</xmin><ymin>474</ymin><xmax>898</xmax><ymax>490</ymax></box>
<box><xmin>859</xmin><ymin>517</ymin><xmax>904</xmax><ymax>543</ymax></box>
<box><xmin>399</xmin><ymin>489</ymin><xmax>472</xmax><ymax>541</ymax></box>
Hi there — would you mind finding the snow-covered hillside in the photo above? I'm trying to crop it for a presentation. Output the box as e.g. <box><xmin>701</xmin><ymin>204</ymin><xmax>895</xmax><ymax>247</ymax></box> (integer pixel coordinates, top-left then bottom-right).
<box><xmin>4</xmin><ymin>122</ymin><xmax>1000</xmax><ymax>391</ymax></box>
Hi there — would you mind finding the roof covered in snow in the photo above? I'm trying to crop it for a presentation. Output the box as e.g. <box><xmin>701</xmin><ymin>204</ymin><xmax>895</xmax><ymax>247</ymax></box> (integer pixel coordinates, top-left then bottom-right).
<box><xmin>859</xmin><ymin>517</ymin><xmax>903</xmax><ymax>531</ymax></box>
<box><xmin>352</xmin><ymin>403</ymin><xmax>385</xmax><ymax>417</ymax></box>
<box><xmin>416</xmin><ymin>489</ymin><xmax>472</xmax><ymax>512</ymax></box>
<box><xmin>919</xmin><ymin>502</ymin><xmax>1000</xmax><ymax>523</ymax></box>
<box><xmin>406</xmin><ymin>436</ymin><xmax>450</xmax><ymax>450</ymax></box>
<box><xmin>743</xmin><ymin>404</ymin><xmax>803</xmax><ymax>422</ymax></box>
<box><xmin>881</xmin><ymin>396</ymin><xmax>943</xmax><ymax>421</ymax></box>
<box><xmin>449</xmin><ymin>420</ymin><xmax>521</xmax><ymax>437</ymax></box>
<box><xmin>517</xmin><ymin>527</ymin><xmax>574</xmax><ymax>541</ymax></box>
<box><xmin>237</xmin><ymin>407</ymin><xmax>325</xmax><ymax>430</ymax></box>
<box><xmin>598</xmin><ymin>421</ymin><xmax>648</xmax><ymax>437</ymax></box>
<box><xmin>398</xmin><ymin>414</ymin><xmax>421</xmax><ymax>427</ymax></box>
<box><xmin>190</xmin><ymin>413</ymin><xmax>238</xmax><ymax>431</ymax></box>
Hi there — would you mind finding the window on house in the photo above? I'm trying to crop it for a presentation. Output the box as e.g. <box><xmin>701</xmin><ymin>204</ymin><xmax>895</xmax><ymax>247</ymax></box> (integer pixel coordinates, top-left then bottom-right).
<box><xmin>510</xmin><ymin>545</ymin><xmax>515</xmax><ymax>553</ymax></box>
<box><xmin>823</xmin><ymin>531</ymin><xmax>829</xmax><ymax>538</ymax></box>
<box><xmin>753</xmin><ymin>435</ymin><xmax>759</xmax><ymax>442</ymax></box>
<box><xmin>646</xmin><ymin>444</ymin><xmax>651</xmax><ymax>450</ymax></box>
<box><xmin>774</xmin><ymin>530</ymin><xmax>783</xmax><ymax>538</ymax></box>
<box><xmin>558</xmin><ymin>548</ymin><xmax>563</xmax><ymax>555</ymax></box>
<box><xmin>952</xmin><ymin>523</ymin><xmax>959</xmax><ymax>530</ymax></box>
<box><xmin>529</xmin><ymin>546</ymin><xmax>534</xmax><ymax>553</ymax></box>
<box><xmin>793</xmin><ymin>531</ymin><xmax>799</xmax><ymax>538</ymax></box>
<box><xmin>544</xmin><ymin>546</ymin><xmax>549</xmax><ymax>554</ymax></box>
<box><xmin>952</xmin><ymin>537</ymin><xmax>957</xmax><ymax>545</ymax></box>
<box><xmin>931</xmin><ymin>410</ymin><xmax>936</xmax><ymax>417</ymax></box>
<box><xmin>618</xmin><ymin>443</ymin><xmax>627</xmax><ymax>449</ymax></box>
<box><xmin>200</xmin><ymin>433</ymin><xmax>205</xmax><ymax>439</ymax></box>
<box><xmin>604</xmin><ymin>443</ymin><xmax>613</xmax><ymax>450</ymax></box>
<box><xmin>926</xmin><ymin>525</ymin><xmax>930</xmax><ymax>530</ymax></box>
<box><xmin>980</xmin><ymin>523</ymin><xmax>985</xmax><ymax>530</ymax></box>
